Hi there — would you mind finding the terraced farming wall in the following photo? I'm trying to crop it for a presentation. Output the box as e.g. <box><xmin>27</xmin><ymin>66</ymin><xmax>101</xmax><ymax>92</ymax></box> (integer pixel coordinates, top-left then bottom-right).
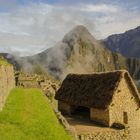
<box><xmin>0</xmin><ymin>64</ymin><xmax>15</xmax><ymax>110</ymax></box>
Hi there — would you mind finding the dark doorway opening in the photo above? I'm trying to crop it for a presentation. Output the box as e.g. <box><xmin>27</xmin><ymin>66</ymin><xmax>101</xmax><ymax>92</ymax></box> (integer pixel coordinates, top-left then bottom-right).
<box><xmin>72</xmin><ymin>106</ymin><xmax>90</xmax><ymax>119</ymax></box>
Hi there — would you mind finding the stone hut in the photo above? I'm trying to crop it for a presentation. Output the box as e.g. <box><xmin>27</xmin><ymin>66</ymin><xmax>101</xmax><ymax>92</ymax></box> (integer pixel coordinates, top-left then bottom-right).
<box><xmin>55</xmin><ymin>70</ymin><xmax>140</xmax><ymax>127</ymax></box>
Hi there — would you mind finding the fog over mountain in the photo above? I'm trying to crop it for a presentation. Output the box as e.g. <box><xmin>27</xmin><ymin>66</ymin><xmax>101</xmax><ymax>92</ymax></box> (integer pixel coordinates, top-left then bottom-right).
<box><xmin>20</xmin><ymin>25</ymin><xmax>140</xmax><ymax>81</ymax></box>
<box><xmin>1</xmin><ymin>25</ymin><xmax>140</xmax><ymax>90</ymax></box>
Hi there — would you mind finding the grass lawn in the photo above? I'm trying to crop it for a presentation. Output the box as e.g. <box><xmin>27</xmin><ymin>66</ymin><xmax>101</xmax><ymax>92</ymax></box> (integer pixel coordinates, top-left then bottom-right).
<box><xmin>0</xmin><ymin>88</ymin><xmax>72</xmax><ymax>140</ymax></box>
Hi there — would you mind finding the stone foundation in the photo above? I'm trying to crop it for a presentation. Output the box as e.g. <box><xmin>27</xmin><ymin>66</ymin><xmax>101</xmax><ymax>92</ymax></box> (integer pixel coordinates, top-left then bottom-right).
<box><xmin>78</xmin><ymin>129</ymin><xmax>133</xmax><ymax>140</ymax></box>
<box><xmin>58</xmin><ymin>101</ymin><xmax>71</xmax><ymax>114</ymax></box>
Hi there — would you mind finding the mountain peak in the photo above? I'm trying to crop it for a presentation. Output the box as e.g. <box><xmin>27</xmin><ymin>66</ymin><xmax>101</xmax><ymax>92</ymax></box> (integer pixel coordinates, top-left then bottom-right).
<box><xmin>71</xmin><ymin>25</ymin><xmax>90</xmax><ymax>33</ymax></box>
<box><xmin>62</xmin><ymin>25</ymin><xmax>95</xmax><ymax>45</ymax></box>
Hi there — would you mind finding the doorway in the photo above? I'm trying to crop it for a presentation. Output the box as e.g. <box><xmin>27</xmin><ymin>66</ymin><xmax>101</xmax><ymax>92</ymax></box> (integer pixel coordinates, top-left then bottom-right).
<box><xmin>73</xmin><ymin>106</ymin><xmax>90</xmax><ymax>119</ymax></box>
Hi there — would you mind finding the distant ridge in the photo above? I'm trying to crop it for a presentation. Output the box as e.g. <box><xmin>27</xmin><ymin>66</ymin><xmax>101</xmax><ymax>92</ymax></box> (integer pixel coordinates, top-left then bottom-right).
<box><xmin>22</xmin><ymin>25</ymin><xmax>131</xmax><ymax>79</ymax></box>
<box><xmin>104</xmin><ymin>26</ymin><xmax>140</xmax><ymax>58</ymax></box>
<box><xmin>0</xmin><ymin>25</ymin><xmax>140</xmax><ymax>90</ymax></box>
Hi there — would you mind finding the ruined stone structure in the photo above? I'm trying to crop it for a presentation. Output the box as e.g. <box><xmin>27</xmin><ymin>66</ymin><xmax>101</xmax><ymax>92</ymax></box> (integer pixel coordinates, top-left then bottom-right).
<box><xmin>0</xmin><ymin>64</ymin><xmax>15</xmax><ymax>110</ymax></box>
<box><xmin>17</xmin><ymin>73</ymin><xmax>59</xmax><ymax>94</ymax></box>
<box><xmin>55</xmin><ymin>70</ymin><xmax>140</xmax><ymax>128</ymax></box>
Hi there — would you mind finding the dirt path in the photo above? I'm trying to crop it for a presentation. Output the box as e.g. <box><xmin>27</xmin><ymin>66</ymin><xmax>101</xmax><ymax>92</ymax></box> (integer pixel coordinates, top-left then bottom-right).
<box><xmin>65</xmin><ymin>115</ymin><xmax>140</xmax><ymax>140</ymax></box>
<box><xmin>65</xmin><ymin>115</ymin><xmax>115</xmax><ymax>134</ymax></box>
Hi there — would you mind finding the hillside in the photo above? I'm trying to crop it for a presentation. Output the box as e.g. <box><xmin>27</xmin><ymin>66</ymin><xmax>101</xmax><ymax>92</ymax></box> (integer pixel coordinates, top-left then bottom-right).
<box><xmin>23</xmin><ymin>25</ymin><xmax>127</xmax><ymax>79</ymax></box>
<box><xmin>0</xmin><ymin>88</ymin><xmax>72</xmax><ymax>140</ymax></box>
<box><xmin>1</xmin><ymin>25</ymin><xmax>140</xmax><ymax>86</ymax></box>
<box><xmin>22</xmin><ymin>26</ymin><xmax>140</xmax><ymax>81</ymax></box>
<box><xmin>104</xmin><ymin>26</ymin><xmax>140</xmax><ymax>58</ymax></box>
<box><xmin>0</xmin><ymin>53</ymin><xmax>20</xmax><ymax>70</ymax></box>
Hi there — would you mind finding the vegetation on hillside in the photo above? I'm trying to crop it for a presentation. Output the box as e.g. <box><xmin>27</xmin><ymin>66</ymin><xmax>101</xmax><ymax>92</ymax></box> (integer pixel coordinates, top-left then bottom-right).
<box><xmin>0</xmin><ymin>88</ymin><xmax>72</xmax><ymax>140</ymax></box>
<box><xmin>33</xmin><ymin>64</ymin><xmax>47</xmax><ymax>75</ymax></box>
<box><xmin>0</xmin><ymin>56</ymin><xmax>11</xmax><ymax>65</ymax></box>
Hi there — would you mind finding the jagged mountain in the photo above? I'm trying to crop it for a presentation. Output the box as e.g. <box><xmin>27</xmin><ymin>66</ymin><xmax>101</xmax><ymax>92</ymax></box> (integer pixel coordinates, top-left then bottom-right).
<box><xmin>1</xmin><ymin>25</ymin><xmax>140</xmax><ymax>90</ymax></box>
<box><xmin>60</xmin><ymin>26</ymin><xmax>128</xmax><ymax>78</ymax></box>
<box><xmin>104</xmin><ymin>26</ymin><xmax>140</xmax><ymax>58</ymax></box>
<box><xmin>23</xmin><ymin>25</ymin><xmax>128</xmax><ymax>79</ymax></box>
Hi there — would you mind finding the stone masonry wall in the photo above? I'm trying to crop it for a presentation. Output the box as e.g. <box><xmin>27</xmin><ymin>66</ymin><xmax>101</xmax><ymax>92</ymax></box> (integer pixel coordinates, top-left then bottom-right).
<box><xmin>109</xmin><ymin>77</ymin><xmax>140</xmax><ymax>127</ymax></box>
<box><xmin>78</xmin><ymin>129</ymin><xmax>131</xmax><ymax>140</ymax></box>
<box><xmin>58</xmin><ymin>101</ymin><xmax>72</xmax><ymax>114</ymax></box>
<box><xmin>0</xmin><ymin>65</ymin><xmax>15</xmax><ymax>110</ymax></box>
<box><xmin>90</xmin><ymin>108</ymin><xmax>109</xmax><ymax>126</ymax></box>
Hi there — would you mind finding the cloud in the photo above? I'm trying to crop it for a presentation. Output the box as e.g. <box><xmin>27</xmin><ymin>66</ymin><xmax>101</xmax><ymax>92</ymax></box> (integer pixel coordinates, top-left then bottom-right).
<box><xmin>0</xmin><ymin>2</ymin><xmax>139</xmax><ymax>56</ymax></box>
<box><xmin>81</xmin><ymin>4</ymin><xmax>118</xmax><ymax>13</ymax></box>
<box><xmin>0</xmin><ymin>3</ymin><xmax>95</xmax><ymax>56</ymax></box>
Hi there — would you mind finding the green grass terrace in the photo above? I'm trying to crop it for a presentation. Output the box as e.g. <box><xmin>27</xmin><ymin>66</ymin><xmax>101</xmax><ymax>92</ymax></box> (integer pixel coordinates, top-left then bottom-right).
<box><xmin>0</xmin><ymin>59</ymin><xmax>11</xmax><ymax>66</ymax></box>
<box><xmin>0</xmin><ymin>88</ymin><xmax>72</xmax><ymax>140</ymax></box>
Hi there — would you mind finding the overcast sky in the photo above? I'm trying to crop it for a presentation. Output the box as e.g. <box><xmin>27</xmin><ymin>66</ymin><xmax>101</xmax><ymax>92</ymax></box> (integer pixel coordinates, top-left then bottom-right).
<box><xmin>0</xmin><ymin>0</ymin><xmax>140</xmax><ymax>56</ymax></box>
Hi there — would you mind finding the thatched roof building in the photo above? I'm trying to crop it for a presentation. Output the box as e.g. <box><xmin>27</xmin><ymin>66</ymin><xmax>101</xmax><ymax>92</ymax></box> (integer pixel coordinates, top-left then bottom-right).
<box><xmin>56</xmin><ymin>70</ymin><xmax>140</xmax><ymax>109</ymax></box>
<box><xmin>55</xmin><ymin>70</ymin><xmax>140</xmax><ymax>127</ymax></box>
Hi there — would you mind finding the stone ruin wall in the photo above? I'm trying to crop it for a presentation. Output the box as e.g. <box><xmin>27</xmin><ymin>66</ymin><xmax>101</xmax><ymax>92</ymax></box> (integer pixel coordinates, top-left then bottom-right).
<box><xmin>109</xmin><ymin>77</ymin><xmax>140</xmax><ymax>128</ymax></box>
<box><xmin>0</xmin><ymin>65</ymin><xmax>15</xmax><ymax>110</ymax></box>
<box><xmin>77</xmin><ymin>129</ymin><xmax>131</xmax><ymax>140</ymax></box>
<box><xmin>90</xmin><ymin>108</ymin><xmax>110</xmax><ymax>127</ymax></box>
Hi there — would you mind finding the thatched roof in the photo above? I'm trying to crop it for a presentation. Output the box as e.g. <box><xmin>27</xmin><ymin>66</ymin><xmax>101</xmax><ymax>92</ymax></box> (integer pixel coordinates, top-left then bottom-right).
<box><xmin>55</xmin><ymin>70</ymin><xmax>140</xmax><ymax>109</ymax></box>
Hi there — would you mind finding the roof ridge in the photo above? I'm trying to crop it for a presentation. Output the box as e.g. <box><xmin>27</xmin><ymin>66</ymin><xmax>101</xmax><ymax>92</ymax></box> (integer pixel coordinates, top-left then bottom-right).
<box><xmin>67</xmin><ymin>69</ymin><xmax>128</xmax><ymax>77</ymax></box>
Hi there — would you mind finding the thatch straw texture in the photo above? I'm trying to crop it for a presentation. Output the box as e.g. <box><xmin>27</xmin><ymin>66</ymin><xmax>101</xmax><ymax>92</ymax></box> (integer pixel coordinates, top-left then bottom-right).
<box><xmin>55</xmin><ymin>70</ymin><xmax>140</xmax><ymax>109</ymax></box>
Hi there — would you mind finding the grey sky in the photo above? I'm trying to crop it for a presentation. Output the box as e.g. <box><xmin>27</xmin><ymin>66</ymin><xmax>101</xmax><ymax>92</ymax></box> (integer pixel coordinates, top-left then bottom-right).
<box><xmin>0</xmin><ymin>0</ymin><xmax>139</xmax><ymax>56</ymax></box>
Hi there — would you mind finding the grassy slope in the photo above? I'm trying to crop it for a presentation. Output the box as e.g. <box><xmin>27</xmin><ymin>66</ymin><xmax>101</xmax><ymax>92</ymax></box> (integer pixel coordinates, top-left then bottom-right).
<box><xmin>0</xmin><ymin>88</ymin><xmax>72</xmax><ymax>140</ymax></box>
<box><xmin>0</xmin><ymin>59</ymin><xmax>10</xmax><ymax>65</ymax></box>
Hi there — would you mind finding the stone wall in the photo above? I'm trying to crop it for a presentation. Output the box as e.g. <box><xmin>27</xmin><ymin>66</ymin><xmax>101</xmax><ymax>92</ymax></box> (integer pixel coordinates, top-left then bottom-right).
<box><xmin>58</xmin><ymin>101</ymin><xmax>73</xmax><ymax>114</ymax></box>
<box><xmin>54</xmin><ymin>108</ymin><xmax>78</xmax><ymax>140</ymax></box>
<box><xmin>77</xmin><ymin>127</ymin><xmax>140</xmax><ymax>140</ymax></box>
<box><xmin>109</xmin><ymin>77</ymin><xmax>140</xmax><ymax>127</ymax></box>
<box><xmin>0</xmin><ymin>65</ymin><xmax>15</xmax><ymax>110</ymax></box>
<box><xmin>90</xmin><ymin>108</ymin><xmax>109</xmax><ymax>126</ymax></box>
<box><xmin>78</xmin><ymin>129</ymin><xmax>131</xmax><ymax>140</ymax></box>
<box><xmin>49</xmin><ymin>100</ymin><xmax>78</xmax><ymax>140</ymax></box>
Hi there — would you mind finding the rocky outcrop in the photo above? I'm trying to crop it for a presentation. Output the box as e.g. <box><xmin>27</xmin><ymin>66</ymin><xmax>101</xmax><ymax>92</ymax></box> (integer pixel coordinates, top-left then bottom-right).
<box><xmin>0</xmin><ymin>64</ymin><xmax>15</xmax><ymax>110</ymax></box>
